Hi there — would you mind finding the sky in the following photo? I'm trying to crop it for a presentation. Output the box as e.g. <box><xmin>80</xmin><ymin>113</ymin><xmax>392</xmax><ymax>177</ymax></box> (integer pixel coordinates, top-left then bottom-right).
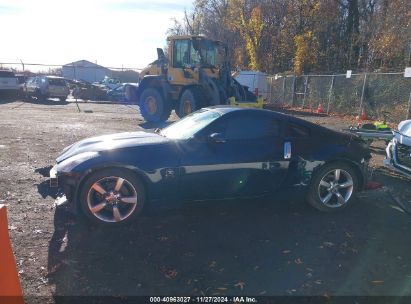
<box><xmin>0</xmin><ymin>0</ymin><xmax>192</xmax><ymax>71</ymax></box>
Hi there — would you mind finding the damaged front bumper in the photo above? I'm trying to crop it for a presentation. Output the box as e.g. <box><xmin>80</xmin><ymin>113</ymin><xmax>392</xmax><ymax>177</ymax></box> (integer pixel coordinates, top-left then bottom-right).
<box><xmin>49</xmin><ymin>165</ymin><xmax>80</xmax><ymax>213</ymax></box>
<box><xmin>50</xmin><ymin>165</ymin><xmax>58</xmax><ymax>187</ymax></box>
<box><xmin>384</xmin><ymin>140</ymin><xmax>411</xmax><ymax>179</ymax></box>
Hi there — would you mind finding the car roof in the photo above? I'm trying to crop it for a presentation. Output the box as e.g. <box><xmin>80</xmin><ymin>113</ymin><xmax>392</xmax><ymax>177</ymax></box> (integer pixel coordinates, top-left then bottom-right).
<box><xmin>205</xmin><ymin>105</ymin><xmax>324</xmax><ymax>129</ymax></box>
<box><xmin>206</xmin><ymin>105</ymin><xmax>297</xmax><ymax>119</ymax></box>
<box><xmin>45</xmin><ymin>75</ymin><xmax>64</xmax><ymax>79</ymax></box>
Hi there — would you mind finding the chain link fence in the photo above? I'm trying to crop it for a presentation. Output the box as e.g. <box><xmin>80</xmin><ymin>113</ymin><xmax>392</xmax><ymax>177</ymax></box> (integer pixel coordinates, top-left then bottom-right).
<box><xmin>1</xmin><ymin>61</ymin><xmax>410</xmax><ymax>123</ymax></box>
<box><xmin>267</xmin><ymin>72</ymin><xmax>411</xmax><ymax>123</ymax></box>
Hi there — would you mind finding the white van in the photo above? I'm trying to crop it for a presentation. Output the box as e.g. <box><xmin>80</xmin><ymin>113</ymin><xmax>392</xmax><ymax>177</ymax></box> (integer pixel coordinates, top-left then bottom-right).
<box><xmin>0</xmin><ymin>70</ymin><xmax>19</xmax><ymax>92</ymax></box>
<box><xmin>234</xmin><ymin>70</ymin><xmax>268</xmax><ymax>100</ymax></box>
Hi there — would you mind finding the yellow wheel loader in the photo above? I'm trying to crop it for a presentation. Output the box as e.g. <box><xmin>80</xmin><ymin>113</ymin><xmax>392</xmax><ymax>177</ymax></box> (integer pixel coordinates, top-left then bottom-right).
<box><xmin>137</xmin><ymin>35</ymin><xmax>257</xmax><ymax>123</ymax></box>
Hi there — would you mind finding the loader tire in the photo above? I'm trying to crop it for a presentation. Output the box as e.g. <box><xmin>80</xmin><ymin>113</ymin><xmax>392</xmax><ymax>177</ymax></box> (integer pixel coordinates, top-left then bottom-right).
<box><xmin>176</xmin><ymin>88</ymin><xmax>204</xmax><ymax>118</ymax></box>
<box><xmin>139</xmin><ymin>88</ymin><xmax>171</xmax><ymax>123</ymax></box>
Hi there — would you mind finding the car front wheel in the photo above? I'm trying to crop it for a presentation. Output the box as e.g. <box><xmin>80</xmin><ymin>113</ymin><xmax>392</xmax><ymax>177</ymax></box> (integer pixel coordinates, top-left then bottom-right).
<box><xmin>79</xmin><ymin>169</ymin><xmax>146</xmax><ymax>226</ymax></box>
<box><xmin>306</xmin><ymin>162</ymin><xmax>359</xmax><ymax>212</ymax></box>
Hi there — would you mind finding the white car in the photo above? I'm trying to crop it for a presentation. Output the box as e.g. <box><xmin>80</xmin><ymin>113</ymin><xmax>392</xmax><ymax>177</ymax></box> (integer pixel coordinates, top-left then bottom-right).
<box><xmin>25</xmin><ymin>76</ymin><xmax>69</xmax><ymax>101</ymax></box>
<box><xmin>0</xmin><ymin>70</ymin><xmax>19</xmax><ymax>92</ymax></box>
<box><xmin>384</xmin><ymin>120</ymin><xmax>411</xmax><ymax>178</ymax></box>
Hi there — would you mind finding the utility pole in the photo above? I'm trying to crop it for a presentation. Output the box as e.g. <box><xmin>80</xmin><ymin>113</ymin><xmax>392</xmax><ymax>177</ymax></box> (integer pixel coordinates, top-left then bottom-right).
<box><xmin>359</xmin><ymin>73</ymin><xmax>367</xmax><ymax>116</ymax></box>
<box><xmin>19</xmin><ymin>59</ymin><xmax>24</xmax><ymax>72</ymax></box>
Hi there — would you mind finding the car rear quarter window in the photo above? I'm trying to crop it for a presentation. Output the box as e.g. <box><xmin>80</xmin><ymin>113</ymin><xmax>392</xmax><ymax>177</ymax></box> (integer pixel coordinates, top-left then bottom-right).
<box><xmin>285</xmin><ymin>122</ymin><xmax>311</xmax><ymax>138</ymax></box>
<box><xmin>0</xmin><ymin>71</ymin><xmax>15</xmax><ymax>78</ymax></box>
<box><xmin>219</xmin><ymin>114</ymin><xmax>280</xmax><ymax>140</ymax></box>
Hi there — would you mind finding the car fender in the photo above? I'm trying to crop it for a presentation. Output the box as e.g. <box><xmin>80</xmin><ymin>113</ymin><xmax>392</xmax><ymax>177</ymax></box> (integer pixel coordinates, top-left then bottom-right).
<box><xmin>301</xmin><ymin>155</ymin><xmax>366</xmax><ymax>190</ymax></box>
<box><xmin>71</xmin><ymin>161</ymin><xmax>153</xmax><ymax>213</ymax></box>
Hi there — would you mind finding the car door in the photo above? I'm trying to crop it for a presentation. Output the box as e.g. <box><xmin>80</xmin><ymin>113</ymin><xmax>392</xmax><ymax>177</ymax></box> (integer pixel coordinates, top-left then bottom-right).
<box><xmin>25</xmin><ymin>77</ymin><xmax>34</xmax><ymax>93</ymax></box>
<box><xmin>179</xmin><ymin>111</ymin><xmax>291</xmax><ymax>201</ymax></box>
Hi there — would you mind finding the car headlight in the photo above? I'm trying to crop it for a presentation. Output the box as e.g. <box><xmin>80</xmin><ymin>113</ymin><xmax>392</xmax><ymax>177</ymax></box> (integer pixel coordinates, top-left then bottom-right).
<box><xmin>57</xmin><ymin>152</ymin><xmax>99</xmax><ymax>172</ymax></box>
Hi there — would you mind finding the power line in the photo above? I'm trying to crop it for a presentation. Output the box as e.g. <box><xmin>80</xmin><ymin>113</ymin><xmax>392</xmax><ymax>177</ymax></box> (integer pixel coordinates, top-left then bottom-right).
<box><xmin>0</xmin><ymin>62</ymin><xmax>143</xmax><ymax>71</ymax></box>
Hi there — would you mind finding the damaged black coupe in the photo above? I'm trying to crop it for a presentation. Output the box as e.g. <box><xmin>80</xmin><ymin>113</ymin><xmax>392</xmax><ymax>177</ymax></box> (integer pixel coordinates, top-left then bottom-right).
<box><xmin>50</xmin><ymin>107</ymin><xmax>371</xmax><ymax>226</ymax></box>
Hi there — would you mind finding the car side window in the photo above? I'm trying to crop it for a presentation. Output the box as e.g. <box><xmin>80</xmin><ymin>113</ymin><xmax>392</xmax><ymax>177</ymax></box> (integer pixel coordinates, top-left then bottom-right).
<box><xmin>210</xmin><ymin>114</ymin><xmax>280</xmax><ymax>140</ymax></box>
<box><xmin>285</xmin><ymin>122</ymin><xmax>311</xmax><ymax>138</ymax></box>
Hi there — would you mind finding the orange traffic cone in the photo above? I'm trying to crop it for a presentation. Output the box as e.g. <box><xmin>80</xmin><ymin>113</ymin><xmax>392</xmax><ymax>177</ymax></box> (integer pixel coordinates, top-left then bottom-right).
<box><xmin>0</xmin><ymin>205</ymin><xmax>23</xmax><ymax>304</ymax></box>
<box><xmin>316</xmin><ymin>103</ymin><xmax>324</xmax><ymax>114</ymax></box>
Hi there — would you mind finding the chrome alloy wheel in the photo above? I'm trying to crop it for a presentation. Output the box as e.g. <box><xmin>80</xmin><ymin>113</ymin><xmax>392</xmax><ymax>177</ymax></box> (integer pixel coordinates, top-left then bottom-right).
<box><xmin>317</xmin><ymin>169</ymin><xmax>354</xmax><ymax>208</ymax></box>
<box><xmin>87</xmin><ymin>176</ymin><xmax>138</xmax><ymax>223</ymax></box>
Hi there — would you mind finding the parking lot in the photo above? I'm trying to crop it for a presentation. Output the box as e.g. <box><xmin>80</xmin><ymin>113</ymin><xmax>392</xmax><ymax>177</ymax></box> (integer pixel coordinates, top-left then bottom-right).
<box><xmin>1</xmin><ymin>98</ymin><xmax>411</xmax><ymax>303</ymax></box>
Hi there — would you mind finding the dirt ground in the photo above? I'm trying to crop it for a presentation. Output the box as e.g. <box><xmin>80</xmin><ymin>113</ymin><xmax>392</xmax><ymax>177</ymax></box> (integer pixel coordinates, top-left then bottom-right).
<box><xmin>1</xmin><ymin>98</ymin><xmax>411</xmax><ymax>303</ymax></box>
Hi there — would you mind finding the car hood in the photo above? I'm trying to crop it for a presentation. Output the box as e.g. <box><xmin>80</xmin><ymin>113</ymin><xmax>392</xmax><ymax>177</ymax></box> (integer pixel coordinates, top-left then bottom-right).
<box><xmin>393</xmin><ymin>120</ymin><xmax>411</xmax><ymax>146</ymax></box>
<box><xmin>56</xmin><ymin>131</ymin><xmax>169</xmax><ymax>163</ymax></box>
<box><xmin>398</xmin><ymin>120</ymin><xmax>411</xmax><ymax>137</ymax></box>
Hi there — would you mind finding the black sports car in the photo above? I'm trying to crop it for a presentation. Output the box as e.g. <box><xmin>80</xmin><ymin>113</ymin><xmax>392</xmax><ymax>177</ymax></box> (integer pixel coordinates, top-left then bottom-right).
<box><xmin>50</xmin><ymin>107</ymin><xmax>371</xmax><ymax>226</ymax></box>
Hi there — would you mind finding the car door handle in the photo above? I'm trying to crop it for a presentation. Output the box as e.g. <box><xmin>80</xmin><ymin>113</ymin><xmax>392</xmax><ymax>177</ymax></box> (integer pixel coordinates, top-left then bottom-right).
<box><xmin>284</xmin><ymin>142</ymin><xmax>292</xmax><ymax>159</ymax></box>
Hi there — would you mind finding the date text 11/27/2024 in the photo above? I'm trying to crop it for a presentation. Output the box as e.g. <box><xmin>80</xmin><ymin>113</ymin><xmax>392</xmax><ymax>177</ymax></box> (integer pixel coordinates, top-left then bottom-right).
<box><xmin>149</xmin><ymin>296</ymin><xmax>258</xmax><ymax>303</ymax></box>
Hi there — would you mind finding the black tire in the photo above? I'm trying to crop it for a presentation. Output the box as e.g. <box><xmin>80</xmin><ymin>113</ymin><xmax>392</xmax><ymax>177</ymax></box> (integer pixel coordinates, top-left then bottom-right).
<box><xmin>35</xmin><ymin>89</ymin><xmax>42</xmax><ymax>100</ymax></box>
<box><xmin>59</xmin><ymin>96</ymin><xmax>67</xmax><ymax>102</ymax></box>
<box><xmin>139</xmin><ymin>88</ymin><xmax>171</xmax><ymax>123</ymax></box>
<box><xmin>25</xmin><ymin>92</ymin><xmax>32</xmax><ymax>101</ymax></box>
<box><xmin>38</xmin><ymin>93</ymin><xmax>48</xmax><ymax>101</ymax></box>
<box><xmin>306</xmin><ymin>161</ymin><xmax>359</xmax><ymax>212</ymax></box>
<box><xmin>79</xmin><ymin>168</ymin><xmax>146</xmax><ymax>226</ymax></box>
<box><xmin>176</xmin><ymin>88</ymin><xmax>204</xmax><ymax>118</ymax></box>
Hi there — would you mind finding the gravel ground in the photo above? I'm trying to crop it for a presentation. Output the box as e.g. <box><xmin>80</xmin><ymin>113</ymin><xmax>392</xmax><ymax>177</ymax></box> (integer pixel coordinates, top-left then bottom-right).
<box><xmin>1</xmin><ymin>98</ymin><xmax>411</xmax><ymax>303</ymax></box>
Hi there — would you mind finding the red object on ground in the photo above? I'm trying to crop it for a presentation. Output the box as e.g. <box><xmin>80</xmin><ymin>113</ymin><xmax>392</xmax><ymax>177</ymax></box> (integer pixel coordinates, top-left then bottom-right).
<box><xmin>254</xmin><ymin>87</ymin><xmax>259</xmax><ymax>97</ymax></box>
<box><xmin>360</xmin><ymin>109</ymin><xmax>368</xmax><ymax>120</ymax></box>
<box><xmin>0</xmin><ymin>205</ymin><xmax>23</xmax><ymax>304</ymax></box>
<box><xmin>365</xmin><ymin>181</ymin><xmax>384</xmax><ymax>190</ymax></box>
<box><xmin>316</xmin><ymin>103</ymin><xmax>324</xmax><ymax>114</ymax></box>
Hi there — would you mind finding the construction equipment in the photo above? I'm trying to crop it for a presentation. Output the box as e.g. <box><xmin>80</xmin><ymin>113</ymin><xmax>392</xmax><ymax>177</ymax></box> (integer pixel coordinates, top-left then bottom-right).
<box><xmin>345</xmin><ymin>111</ymin><xmax>394</xmax><ymax>144</ymax></box>
<box><xmin>137</xmin><ymin>35</ymin><xmax>257</xmax><ymax>122</ymax></box>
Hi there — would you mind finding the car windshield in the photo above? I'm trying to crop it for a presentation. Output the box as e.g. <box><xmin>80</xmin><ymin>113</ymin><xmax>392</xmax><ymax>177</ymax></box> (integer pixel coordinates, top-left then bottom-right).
<box><xmin>161</xmin><ymin>109</ymin><xmax>221</xmax><ymax>140</ymax></box>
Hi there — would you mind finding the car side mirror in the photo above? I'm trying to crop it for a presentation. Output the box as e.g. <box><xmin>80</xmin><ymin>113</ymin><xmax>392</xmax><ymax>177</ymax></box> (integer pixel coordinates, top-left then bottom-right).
<box><xmin>209</xmin><ymin>133</ymin><xmax>226</xmax><ymax>144</ymax></box>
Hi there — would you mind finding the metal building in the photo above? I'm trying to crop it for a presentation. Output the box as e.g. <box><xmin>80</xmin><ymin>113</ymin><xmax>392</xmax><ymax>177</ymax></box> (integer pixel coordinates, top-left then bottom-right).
<box><xmin>62</xmin><ymin>60</ymin><xmax>111</xmax><ymax>83</ymax></box>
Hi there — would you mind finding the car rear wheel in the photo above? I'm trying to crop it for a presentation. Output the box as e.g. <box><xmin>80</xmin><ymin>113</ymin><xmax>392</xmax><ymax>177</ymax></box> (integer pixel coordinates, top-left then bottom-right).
<box><xmin>79</xmin><ymin>168</ymin><xmax>146</xmax><ymax>226</ymax></box>
<box><xmin>306</xmin><ymin>162</ymin><xmax>359</xmax><ymax>212</ymax></box>
<box><xmin>139</xmin><ymin>88</ymin><xmax>171</xmax><ymax>123</ymax></box>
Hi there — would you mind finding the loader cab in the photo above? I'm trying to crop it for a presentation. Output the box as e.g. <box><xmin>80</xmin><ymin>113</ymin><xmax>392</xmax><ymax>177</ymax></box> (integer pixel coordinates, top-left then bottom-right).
<box><xmin>166</xmin><ymin>36</ymin><xmax>226</xmax><ymax>85</ymax></box>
